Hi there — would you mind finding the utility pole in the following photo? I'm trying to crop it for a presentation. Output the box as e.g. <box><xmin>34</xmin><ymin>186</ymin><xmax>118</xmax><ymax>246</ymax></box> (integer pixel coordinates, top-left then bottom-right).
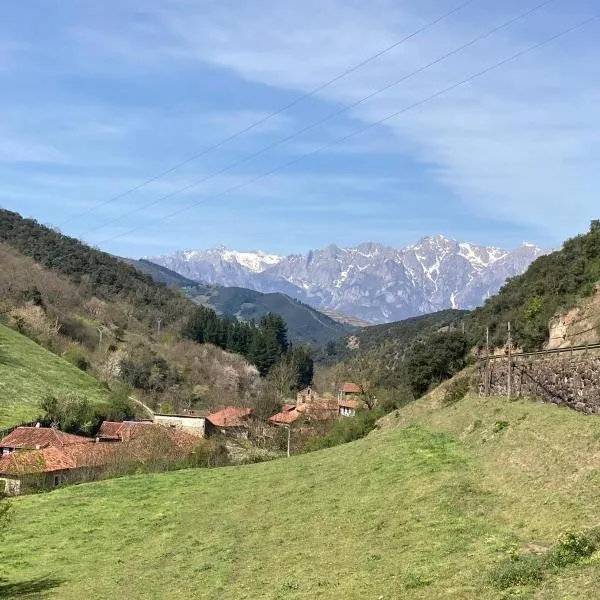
<box><xmin>507</xmin><ymin>322</ymin><xmax>512</xmax><ymax>400</ymax></box>
<box><xmin>485</xmin><ymin>326</ymin><xmax>490</xmax><ymax>397</ymax></box>
<box><xmin>156</xmin><ymin>317</ymin><xmax>162</xmax><ymax>335</ymax></box>
<box><xmin>462</xmin><ymin>321</ymin><xmax>466</xmax><ymax>335</ymax></box>
<box><xmin>286</xmin><ymin>425</ymin><xmax>291</xmax><ymax>458</ymax></box>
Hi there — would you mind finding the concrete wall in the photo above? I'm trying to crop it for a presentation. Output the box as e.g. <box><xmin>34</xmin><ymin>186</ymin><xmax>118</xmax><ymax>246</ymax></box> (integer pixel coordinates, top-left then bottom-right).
<box><xmin>480</xmin><ymin>352</ymin><xmax>600</xmax><ymax>414</ymax></box>
<box><xmin>153</xmin><ymin>415</ymin><xmax>205</xmax><ymax>437</ymax></box>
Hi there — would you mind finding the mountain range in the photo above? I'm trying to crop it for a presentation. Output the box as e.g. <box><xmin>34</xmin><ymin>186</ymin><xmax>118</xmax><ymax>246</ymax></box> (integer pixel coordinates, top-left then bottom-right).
<box><xmin>147</xmin><ymin>236</ymin><xmax>545</xmax><ymax>323</ymax></box>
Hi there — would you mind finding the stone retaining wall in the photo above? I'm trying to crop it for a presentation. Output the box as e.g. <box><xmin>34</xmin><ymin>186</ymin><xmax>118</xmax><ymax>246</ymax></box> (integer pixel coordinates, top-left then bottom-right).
<box><xmin>479</xmin><ymin>352</ymin><xmax>600</xmax><ymax>414</ymax></box>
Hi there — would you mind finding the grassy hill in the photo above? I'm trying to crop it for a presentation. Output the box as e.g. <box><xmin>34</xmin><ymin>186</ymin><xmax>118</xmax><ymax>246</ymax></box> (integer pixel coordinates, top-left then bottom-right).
<box><xmin>4</xmin><ymin>391</ymin><xmax>600</xmax><ymax>598</ymax></box>
<box><xmin>0</xmin><ymin>324</ymin><xmax>110</xmax><ymax>428</ymax></box>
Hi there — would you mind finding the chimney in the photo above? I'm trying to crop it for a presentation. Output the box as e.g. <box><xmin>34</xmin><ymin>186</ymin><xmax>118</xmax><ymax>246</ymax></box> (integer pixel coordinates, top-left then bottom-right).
<box><xmin>35</xmin><ymin>422</ymin><xmax>41</xmax><ymax>428</ymax></box>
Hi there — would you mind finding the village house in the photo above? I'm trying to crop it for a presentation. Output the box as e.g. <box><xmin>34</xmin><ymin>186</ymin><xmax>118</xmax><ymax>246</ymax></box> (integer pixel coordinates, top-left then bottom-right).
<box><xmin>337</xmin><ymin>382</ymin><xmax>366</xmax><ymax>417</ymax></box>
<box><xmin>205</xmin><ymin>407</ymin><xmax>253</xmax><ymax>438</ymax></box>
<box><xmin>268</xmin><ymin>408</ymin><xmax>302</xmax><ymax>427</ymax></box>
<box><xmin>0</xmin><ymin>426</ymin><xmax>93</xmax><ymax>455</ymax></box>
<box><xmin>152</xmin><ymin>410</ymin><xmax>207</xmax><ymax>438</ymax></box>
<box><xmin>296</xmin><ymin>386</ymin><xmax>320</xmax><ymax>405</ymax></box>
<box><xmin>0</xmin><ymin>423</ymin><xmax>200</xmax><ymax>496</ymax></box>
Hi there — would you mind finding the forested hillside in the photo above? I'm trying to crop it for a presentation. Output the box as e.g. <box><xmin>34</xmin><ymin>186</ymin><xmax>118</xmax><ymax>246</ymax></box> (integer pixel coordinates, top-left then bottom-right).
<box><xmin>321</xmin><ymin>310</ymin><xmax>470</xmax><ymax>405</ymax></box>
<box><xmin>468</xmin><ymin>220</ymin><xmax>600</xmax><ymax>351</ymax></box>
<box><xmin>128</xmin><ymin>257</ymin><xmax>355</xmax><ymax>346</ymax></box>
<box><xmin>0</xmin><ymin>210</ymin><xmax>316</xmax><ymax>417</ymax></box>
<box><xmin>187</xmin><ymin>285</ymin><xmax>354</xmax><ymax>346</ymax></box>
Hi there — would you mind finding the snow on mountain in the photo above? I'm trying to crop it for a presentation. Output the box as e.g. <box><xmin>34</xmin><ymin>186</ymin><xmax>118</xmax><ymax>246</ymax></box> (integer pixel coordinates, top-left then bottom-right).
<box><xmin>147</xmin><ymin>237</ymin><xmax>545</xmax><ymax>324</ymax></box>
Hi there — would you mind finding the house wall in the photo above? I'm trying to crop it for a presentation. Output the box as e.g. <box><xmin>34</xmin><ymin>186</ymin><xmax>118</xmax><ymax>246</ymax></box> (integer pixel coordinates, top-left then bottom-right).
<box><xmin>153</xmin><ymin>415</ymin><xmax>206</xmax><ymax>437</ymax></box>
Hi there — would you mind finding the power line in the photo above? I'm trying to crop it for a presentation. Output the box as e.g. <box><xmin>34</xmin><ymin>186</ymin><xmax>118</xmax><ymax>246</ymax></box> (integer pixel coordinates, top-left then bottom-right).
<box><xmin>60</xmin><ymin>0</ymin><xmax>475</xmax><ymax>228</ymax></box>
<box><xmin>97</xmin><ymin>8</ymin><xmax>598</xmax><ymax>247</ymax></box>
<box><xmin>79</xmin><ymin>0</ymin><xmax>558</xmax><ymax>240</ymax></box>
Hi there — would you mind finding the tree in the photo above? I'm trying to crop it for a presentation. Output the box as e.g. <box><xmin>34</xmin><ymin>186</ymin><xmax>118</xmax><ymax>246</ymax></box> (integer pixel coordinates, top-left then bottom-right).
<box><xmin>287</xmin><ymin>346</ymin><xmax>314</xmax><ymax>390</ymax></box>
<box><xmin>403</xmin><ymin>331</ymin><xmax>468</xmax><ymax>397</ymax></box>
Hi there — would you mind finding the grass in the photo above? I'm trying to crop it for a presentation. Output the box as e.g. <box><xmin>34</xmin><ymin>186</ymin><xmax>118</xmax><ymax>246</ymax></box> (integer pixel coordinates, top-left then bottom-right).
<box><xmin>4</xmin><ymin>391</ymin><xmax>600</xmax><ymax>598</ymax></box>
<box><xmin>0</xmin><ymin>324</ymin><xmax>110</xmax><ymax>428</ymax></box>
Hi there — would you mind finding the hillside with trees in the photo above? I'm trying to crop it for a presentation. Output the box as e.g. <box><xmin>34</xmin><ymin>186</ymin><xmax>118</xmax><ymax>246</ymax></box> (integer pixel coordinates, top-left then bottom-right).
<box><xmin>0</xmin><ymin>210</ymin><xmax>316</xmax><ymax>419</ymax></box>
<box><xmin>127</xmin><ymin>257</ymin><xmax>355</xmax><ymax>346</ymax></box>
<box><xmin>468</xmin><ymin>220</ymin><xmax>600</xmax><ymax>351</ymax></box>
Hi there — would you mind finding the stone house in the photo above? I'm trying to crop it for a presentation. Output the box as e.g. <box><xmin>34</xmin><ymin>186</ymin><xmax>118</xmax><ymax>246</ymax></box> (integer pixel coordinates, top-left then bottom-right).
<box><xmin>152</xmin><ymin>411</ymin><xmax>207</xmax><ymax>437</ymax></box>
<box><xmin>296</xmin><ymin>387</ymin><xmax>320</xmax><ymax>406</ymax></box>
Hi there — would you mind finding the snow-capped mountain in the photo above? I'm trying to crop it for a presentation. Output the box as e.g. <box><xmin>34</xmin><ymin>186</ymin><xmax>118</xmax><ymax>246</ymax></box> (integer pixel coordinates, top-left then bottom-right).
<box><xmin>147</xmin><ymin>235</ymin><xmax>545</xmax><ymax>323</ymax></box>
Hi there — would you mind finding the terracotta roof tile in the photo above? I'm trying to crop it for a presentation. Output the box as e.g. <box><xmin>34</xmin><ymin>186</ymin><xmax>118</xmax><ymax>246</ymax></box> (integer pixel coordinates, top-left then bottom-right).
<box><xmin>0</xmin><ymin>427</ymin><xmax>92</xmax><ymax>450</ymax></box>
<box><xmin>338</xmin><ymin>398</ymin><xmax>365</xmax><ymax>410</ymax></box>
<box><xmin>97</xmin><ymin>421</ymin><xmax>153</xmax><ymax>441</ymax></box>
<box><xmin>0</xmin><ymin>446</ymin><xmax>77</xmax><ymax>474</ymax></box>
<box><xmin>341</xmin><ymin>382</ymin><xmax>361</xmax><ymax>394</ymax></box>
<box><xmin>207</xmin><ymin>407</ymin><xmax>252</xmax><ymax>428</ymax></box>
<box><xmin>269</xmin><ymin>409</ymin><xmax>302</xmax><ymax>425</ymax></box>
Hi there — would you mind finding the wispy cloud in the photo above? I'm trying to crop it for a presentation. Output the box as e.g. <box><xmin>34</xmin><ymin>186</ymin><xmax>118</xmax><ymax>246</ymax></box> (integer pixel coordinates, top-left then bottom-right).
<box><xmin>0</xmin><ymin>0</ymin><xmax>597</xmax><ymax>257</ymax></box>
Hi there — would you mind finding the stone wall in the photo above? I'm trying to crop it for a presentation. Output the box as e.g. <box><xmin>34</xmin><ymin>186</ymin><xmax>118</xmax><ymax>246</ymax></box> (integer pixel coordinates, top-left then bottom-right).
<box><xmin>479</xmin><ymin>352</ymin><xmax>600</xmax><ymax>414</ymax></box>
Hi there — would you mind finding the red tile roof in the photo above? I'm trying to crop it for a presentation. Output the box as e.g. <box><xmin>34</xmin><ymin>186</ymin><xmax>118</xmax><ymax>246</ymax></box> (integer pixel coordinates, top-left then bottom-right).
<box><xmin>269</xmin><ymin>409</ymin><xmax>302</xmax><ymax>425</ymax></box>
<box><xmin>338</xmin><ymin>398</ymin><xmax>365</xmax><ymax>410</ymax></box>
<box><xmin>97</xmin><ymin>421</ymin><xmax>153</xmax><ymax>441</ymax></box>
<box><xmin>0</xmin><ymin>446</ymin><xmax>76</xmax><ymax>474</ymax></box>
<box><xmin>0</xmin><ymin>425</ymin><xmax>200</xmax><ymax>476</ymax></box>
<box><xmin>0</xmin><ymin>427</ymin><xmax>92</xmax><ymax>450</ymax></box>
<box><xmin>341</xmin><ymin>382</ymin><xmax>361</xmax><ymax>394</ymax></box>
<box><xmin>207</xmin><ymin>407</ymin><xmax>252</xmax><ymax>428</ymax></box>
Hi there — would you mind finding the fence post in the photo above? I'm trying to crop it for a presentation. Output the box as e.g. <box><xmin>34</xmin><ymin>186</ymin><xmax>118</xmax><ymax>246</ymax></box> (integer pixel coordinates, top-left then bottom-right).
<box><xmin>507</xmin><ymin>322</ymin><xmax>512</xmax><ymax>400</ymax></box>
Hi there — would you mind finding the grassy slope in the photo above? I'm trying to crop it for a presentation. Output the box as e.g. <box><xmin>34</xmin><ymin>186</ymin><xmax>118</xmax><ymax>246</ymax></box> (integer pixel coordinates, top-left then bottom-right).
<box><xmin>3</xmin><ymin>393</ymin><xmax>600</xmax><ymax>598</ymax></box>
<box><xmin>0</xmin><ymin>324</ymin><xmax>110</xmax><ymax>428</ymax></box>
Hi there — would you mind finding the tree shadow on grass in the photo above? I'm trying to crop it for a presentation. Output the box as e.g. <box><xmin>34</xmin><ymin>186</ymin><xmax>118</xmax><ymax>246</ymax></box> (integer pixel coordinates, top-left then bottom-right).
<box><xmin>0</xmin><ymin>576</ymin><xmax>64</xmax><ymax>598</ymax></box>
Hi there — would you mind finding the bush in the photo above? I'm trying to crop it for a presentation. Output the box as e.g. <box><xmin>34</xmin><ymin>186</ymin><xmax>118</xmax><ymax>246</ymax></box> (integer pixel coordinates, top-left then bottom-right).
<box><xmin>442</xmin><ymin>376</ymin><xmax>470</xmax><ymax>406</ymax></box>
<box><xmin>489</xmin><ymin>529</ymin><xmax>600</xmax><ymax>591</ymax></box>
<box><xmin>189</xmin><ymin>439</ymin><xmax>230</xmax><ymax>468</ymax></box>
<box><xmin>63</xmin><ymin>345</ymin><xmax>90</xmax><ymax>372</ymax></box>
<box><xmin>545</xmin><ymin>530</ymin><xmax>598</xmax><ymax>568</ymax></box>
<box><xmin>493</xmin><ymin>420</ymin><xmax>510</xmax><ymax>434</ymax></box>
<box><xmin>306</xmin><ymin>409</ymin><xmax>383</xmax><ymax>451</ymax></box>
<box><xmin>489</xmin><ymin>555</ymin><xmax>544</xmax><ymax>589</ymax></box>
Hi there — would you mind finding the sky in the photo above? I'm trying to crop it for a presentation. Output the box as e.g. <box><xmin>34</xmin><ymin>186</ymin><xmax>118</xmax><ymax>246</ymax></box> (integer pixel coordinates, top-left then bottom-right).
<box><xmin>0</xmin><ymin>0</ymin><xmax>598</xmax><ymax>257</ymax></box>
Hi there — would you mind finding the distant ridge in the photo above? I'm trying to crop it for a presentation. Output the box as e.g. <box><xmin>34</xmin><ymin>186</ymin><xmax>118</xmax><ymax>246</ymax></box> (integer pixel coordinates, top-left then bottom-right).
<box><xmin>149</xmin><ymin>236</ymin><xmax>545</xmax><ymax>323</ymax></box>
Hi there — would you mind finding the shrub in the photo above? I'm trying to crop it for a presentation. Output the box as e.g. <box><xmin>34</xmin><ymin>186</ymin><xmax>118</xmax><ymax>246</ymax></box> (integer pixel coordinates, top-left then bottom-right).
<box><xmin>306</xmin><ymin>409</ymin><xmax>383</xmax><ymax>451</ymax></box>
<box><xmin>545</xmin><ymin>530</ymin><xmax>597</xmax><ymax>568</ymax></box>
<box><xmin>489</xmin><ymin>555</ymin><xmax>544</xmax><ymax>589</ymax></box>
<box><xmin>442</xmin><ymin>376</ymin><xmax>470</xmax><ymax>406</ymax></box>
<box><xmin>493</xmin><ymin>420</ymin><xmax>510</xmax><ymax>434</ymax></box>
<box><xmin>489</xmin><ymin>529</ymin><xmax>600</xmax><ymax>591</ymax></box>
<box><xmin>63</xmin><ymin>345</ymin><xmax>90</xmax><ymax>372</ymax></box>
<box><xmin>189</xmin><ymin>439</ymin><xmax>230</xmax><ymax>468</ymax></box>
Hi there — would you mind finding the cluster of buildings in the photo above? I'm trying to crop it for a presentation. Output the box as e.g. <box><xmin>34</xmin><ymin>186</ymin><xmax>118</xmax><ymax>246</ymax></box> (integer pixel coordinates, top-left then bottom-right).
<box><xmin>268</xmin><ymin>382</ymin><xmax>365</xmax><ymax>426</ymax></box>
<box><xmin>0</xmin><ymin>421</ymin><xmax>199</xmax><ymax>496</ymax></box>
<box><xmin>0</xmin><ymin>383</ymin><xmax>365</xmax><ymax>495</ymax></box>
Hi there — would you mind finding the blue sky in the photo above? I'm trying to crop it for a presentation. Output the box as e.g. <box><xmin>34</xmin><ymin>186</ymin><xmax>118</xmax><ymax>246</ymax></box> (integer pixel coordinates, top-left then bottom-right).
<box><xmin>0</xmin><ymin>0</ymin><xmax>598</xmax><ymax>257</ymax></box>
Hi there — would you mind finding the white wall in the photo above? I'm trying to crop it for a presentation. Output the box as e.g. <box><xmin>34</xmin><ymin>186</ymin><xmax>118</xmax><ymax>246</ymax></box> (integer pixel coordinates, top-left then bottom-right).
<box><xmin>153</xmin><ymin>415</ymin><xmax>206</xmax><ymax>437</ymax></box>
